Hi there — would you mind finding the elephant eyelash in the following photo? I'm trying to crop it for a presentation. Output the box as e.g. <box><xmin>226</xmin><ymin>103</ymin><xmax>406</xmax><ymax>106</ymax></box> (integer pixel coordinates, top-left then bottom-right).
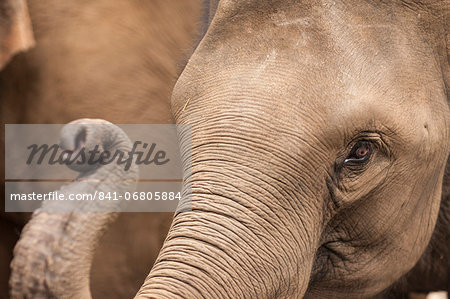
<box><xmin>334</xmin><ymin>132</ymin><xmax>391</xmax><ymax>177</ymax></box>
<box><xmin>335</xmin><ymin>140</ymin><xmax>376</xmax><ymax>171</ymax></box>
<box><xmin>343</xmin><ymin>141</ymin><xmax>373</xmax><ymax>166</ymax></box>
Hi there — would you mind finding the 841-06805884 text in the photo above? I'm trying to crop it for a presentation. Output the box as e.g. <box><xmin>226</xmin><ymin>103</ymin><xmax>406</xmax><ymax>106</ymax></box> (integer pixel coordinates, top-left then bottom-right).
<box><xmin>9</xmin><ymin>191</ymin><xmax>182</xmax><ymax>201</ymax></box>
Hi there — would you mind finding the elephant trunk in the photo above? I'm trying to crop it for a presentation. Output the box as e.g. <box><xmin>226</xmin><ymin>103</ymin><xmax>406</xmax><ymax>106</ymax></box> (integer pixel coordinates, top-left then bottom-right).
<box><xmin>135</xmin><ymin>137</ymin><xmax>324</xmax><ymax>298</ymax></box>
<box><xmin>9</xmin><ymin>119</ymin><xmax>138</xmax><ymax>299</ymax></box>
<box><xmin>136</xmin><ymin>195</ymin><xmax>321</xmax><ymax>298</ymax></box>
<box><xmin>10</xmin><ymin>211</ymin><xmax>115</xmax><ymax>299</ymax></box>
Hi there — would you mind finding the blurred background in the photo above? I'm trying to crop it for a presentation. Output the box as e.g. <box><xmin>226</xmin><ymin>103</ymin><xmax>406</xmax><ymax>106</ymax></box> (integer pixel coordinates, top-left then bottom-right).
<box><xmin>1</xmin><ymin>0</ymin><xmax>202</xmax><ymax>297</ymax></box>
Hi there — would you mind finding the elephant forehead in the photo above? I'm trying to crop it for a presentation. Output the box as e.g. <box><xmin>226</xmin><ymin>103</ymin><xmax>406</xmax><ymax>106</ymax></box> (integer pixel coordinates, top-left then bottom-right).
<box><xmin>174</xmin><ymin>0</ymin><xmax>447</xmax><ymax>147</ymax></box>
<box><xmin>176</xmin><ymin>3</ymin><xmax>419</xmax><ymax>105</ymax></box>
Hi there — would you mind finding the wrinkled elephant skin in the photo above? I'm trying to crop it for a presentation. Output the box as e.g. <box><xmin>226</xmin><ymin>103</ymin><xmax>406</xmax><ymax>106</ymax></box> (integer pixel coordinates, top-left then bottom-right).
<box><xmin>10</xmin><ymin>0</ymin><xmax>450</xmax><ymax>298</ymax></box>
<box><xmin>142</xmin><ymin>0</ymin><xmax>449</xmax><ymax>298</ymax></box>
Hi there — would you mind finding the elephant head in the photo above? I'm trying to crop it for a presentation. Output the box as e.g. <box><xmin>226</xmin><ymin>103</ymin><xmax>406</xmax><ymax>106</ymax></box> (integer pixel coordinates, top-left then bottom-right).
<box><xmin>137</xmin><ymin>1</ymin><xmax>449</xmax><ymax>297</ymax></box>
<box><xmin>10</xmin><ymin>0</ymin><xmax>449</xmax><ymax>298</ymax></box>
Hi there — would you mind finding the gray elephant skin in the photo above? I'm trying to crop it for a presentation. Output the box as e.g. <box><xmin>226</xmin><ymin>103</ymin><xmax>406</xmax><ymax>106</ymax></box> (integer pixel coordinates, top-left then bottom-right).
<box><xmin>10</xmin><ymin>0</ymin><xmax>450</xmax><ymax>298</ymax></box>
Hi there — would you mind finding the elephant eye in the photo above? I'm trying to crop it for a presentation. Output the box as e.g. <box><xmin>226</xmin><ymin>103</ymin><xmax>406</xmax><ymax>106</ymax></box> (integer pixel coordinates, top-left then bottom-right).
<box><xmin>344</xmin><ymin>141</ymin><xmax>372</xmax><ymax>165</ymax></box>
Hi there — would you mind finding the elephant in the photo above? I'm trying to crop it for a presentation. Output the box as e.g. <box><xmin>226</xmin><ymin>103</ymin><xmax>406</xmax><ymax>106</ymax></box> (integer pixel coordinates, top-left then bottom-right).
<box><xmin>10</xmin><ymin>118</ymin><xmax>141</xmax><ymax>299</ymax></box>
<box><xmin>0</xmin><ymin>0</ymin><xmax>201</xmax><ymax>297</ymax></box>
<box><xmin>9</xmin><ymin>0</ymin><xmax>450</xmax><ymax>298</ymax></box>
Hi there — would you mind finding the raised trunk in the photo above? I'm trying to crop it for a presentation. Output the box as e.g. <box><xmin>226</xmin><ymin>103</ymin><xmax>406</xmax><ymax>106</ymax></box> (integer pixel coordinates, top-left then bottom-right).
<box><xmin>9</xmin><ymin>119</ymin><xmax>138</xmax><ymax>298</ymax></box>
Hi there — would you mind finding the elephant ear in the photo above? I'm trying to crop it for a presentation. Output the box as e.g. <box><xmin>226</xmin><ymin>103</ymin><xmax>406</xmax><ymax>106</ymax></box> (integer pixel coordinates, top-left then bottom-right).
<box><xmin>0</xmin><ymin>0</ymin><xmax>34</xmax><ymax>70</ymax></box>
